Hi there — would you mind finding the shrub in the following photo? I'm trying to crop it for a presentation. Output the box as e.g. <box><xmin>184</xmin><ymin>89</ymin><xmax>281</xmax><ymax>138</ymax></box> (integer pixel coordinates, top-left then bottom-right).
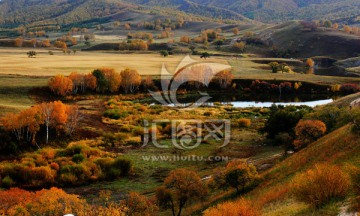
<box><xmin>72</xmin><ymin>154</ymin><xmax>85</xmax><ymax>163</ymax></box>
<box><xmin>112</xmin><ymin>158</ymin><xmax>132</xmax><ymax>177</ymax></box>
<box><xmin>1</xmin><ymin>176</ymin><xmax>14</xmax><ymax>188</ymax></box>
<box><xmin>238</xmin><ymin>118</ymin><xmax>251</xmax><ymax>128</ymax></box>
<box><xmin>204</xmin><ymin>198</ymin><xmax>260</xmax><ymax>216</ymax></box>
<box><xmin>291</xmin><ymin>164</ymin><xmax>350</xmax><ymax>207</ymax></box>
<box><xmin>59</xmin><ymin>172</ymin><xmax>78</xmax><ymax>185</ymax></box>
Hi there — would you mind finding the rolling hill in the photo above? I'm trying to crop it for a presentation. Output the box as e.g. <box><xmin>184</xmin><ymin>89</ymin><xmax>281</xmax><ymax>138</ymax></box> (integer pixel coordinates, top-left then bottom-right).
<box><xmin>191</xmin><ymin>0</ymin><xmax>360</xmax><ymax>23</ymax></box>
<box><xmin>257</xmin><ymin>21</ymin><xmax>360</xmax><ymax>58</ymax></box>
<box><xmin>0</xmin><ymin>0</ymin><xmax>135</xmax><ymax>27</ymax></box>
<box><xmin>0</xmin><ymin>0</ymin><xmax>252</xmax><ymax>28</ymax></box>
<box><xmin>0</xmin><ymin>0</ymin><xmax>359</xmax><ymax>29</ymax></box>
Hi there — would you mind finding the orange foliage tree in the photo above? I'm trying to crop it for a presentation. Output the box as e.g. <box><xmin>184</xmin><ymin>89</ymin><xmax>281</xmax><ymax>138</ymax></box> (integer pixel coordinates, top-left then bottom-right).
<box><xmin>54</xmin><ymin>40</ymin><xmax>67</xmax><ymax>49</ymax></box>
<box><xmin>2</xmin><ymin>106</ymin><xmax>42</xmax><ymax>144</ymax></box>
<box><xmin>0</xmin><ymin>187</ymin><xmax>88</xmax><ymax>215</ymax></box>
<box><xmin>64</xmin><ymin>105</ymin><xmax>81</xmax><ymax>136</ymax></box>
<box><xmin>305</xmin><ymin>58</ymin><xmax>315</xmax><ymax>67</ymax></box>
<box><xmin>180</xmin><ymin>36</ymin><xmax>191</xmax><ymax>43</ymax></box>
<box><xmin>294</xmin><ymin>119</ymin><xmax>326</xmax><ymax>149</ymax></box>
<box><xmin>232</xmin><ymin>27</ymin><xmax>239</xmax><ymax>35</ymax></box>
<box><xmin>48</xmin><ymin>74</ymin><xmax>73</xmax><ymax>96</ymax></box>
<box><xmin>69</xmin><ymin>72</ymin><xmax>97</xmax><ymax>94</ymax></box>
<box><xmin>121</xmin><ymin>192</ymin><xmax>158</xmax><ymax>216</ymax></box>
<box><xmin>156</xmin><ymin>168</ymin><xmax>207</xmax><ymax>216</ymax></box>
<box><xmin>41</xmin><ymin>39</ymin><xmax>51</xmax><ymax>47</ymax></box>
<box><xmin>213</xmin><ymin>70</ymin><xmax>233</xmax><ymax>89</ymax></box>
<box><xmin>14</xmin><ymin>38</ymin><xmax>24</xmax><ymax>47</ymax></box>
<box><xmin>120</xmin><ymin>68</ymin><xmax>141</xmax><ymax>93</ymax></box>
<box><xmin>141</xmin><ymin>75</ymin><xmax>156</xmax><ymax>91</ymax></box>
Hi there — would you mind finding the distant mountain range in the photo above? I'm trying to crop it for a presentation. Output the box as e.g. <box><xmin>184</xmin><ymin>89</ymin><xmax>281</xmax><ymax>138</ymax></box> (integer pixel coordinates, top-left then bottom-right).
<box><xmin>0</xmin><ymin>0</ymin><xmax>359</xmax><ymax>27</ymax></box>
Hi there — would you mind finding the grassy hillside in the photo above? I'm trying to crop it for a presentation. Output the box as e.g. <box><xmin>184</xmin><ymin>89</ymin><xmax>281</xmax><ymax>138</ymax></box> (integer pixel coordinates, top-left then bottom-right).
<box><xmin>0</xmin><ymin>0</ymin><xmax>252</xmax><ymax>30</ymax></box>
<box><xmin>206</xmin><ymin>114</ymin><xmax>360</xmax><ymax>215</ymax></box>
<box><xmin>0</xmin><ymin>0</ymin><xmax>135</xmax><ymax>27</ymax></box>
<box><xmin>191</xmin><ymin>0</ymin><xmax>360</xmax><ymax>23</ymax></box>
<box><xmin>125</xmin><ymin>0</ymin><xmax>253</xmax><ymax>22</ymax></box>
<box><xmin>258</xmin><ymin>21</ymin><xmax>360</xmax><ymax>58</ymax></box>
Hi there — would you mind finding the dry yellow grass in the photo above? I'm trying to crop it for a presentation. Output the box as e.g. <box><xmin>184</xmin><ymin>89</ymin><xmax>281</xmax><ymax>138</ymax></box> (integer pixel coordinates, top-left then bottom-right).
<box><xmin>0</xmin><ymin>48</ymin><xmax>228</xmax><ymax>77</ymax></box>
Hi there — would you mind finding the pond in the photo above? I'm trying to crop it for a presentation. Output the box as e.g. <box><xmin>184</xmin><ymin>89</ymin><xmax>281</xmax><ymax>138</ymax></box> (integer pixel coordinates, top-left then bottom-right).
<box><xmin>148</xmin><ymin>93</ymin><xmax>335</xmax><ymax>108</ymax></box>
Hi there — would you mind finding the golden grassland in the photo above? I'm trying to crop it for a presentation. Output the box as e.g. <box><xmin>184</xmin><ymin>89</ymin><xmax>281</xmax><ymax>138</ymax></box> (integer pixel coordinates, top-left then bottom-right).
<box><xmin>0</xmin><ymin>75</ymin><xmax>48</xmax><ymax>115</ymax></box>
<box><xmin>0</xmin><ymin>48</ymin><xmax>228</xmax><ymax>77</ymax></box>
<box><xmin>1</xmin><ymin>47</ymin><xmax>359</xmax><ymax>85</ymax></box>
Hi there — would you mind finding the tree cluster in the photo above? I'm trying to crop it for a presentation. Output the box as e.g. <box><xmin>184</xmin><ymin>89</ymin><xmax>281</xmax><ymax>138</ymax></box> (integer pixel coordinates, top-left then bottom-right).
<box><xmin>49</xmin><ymin>68</ymin><xmax>143</xmax><ymax>96</ymax></box>
<box><xmin>1</xmin><ymin>101</ymin><xmax>80</xmax><ymax>145</ymax></box>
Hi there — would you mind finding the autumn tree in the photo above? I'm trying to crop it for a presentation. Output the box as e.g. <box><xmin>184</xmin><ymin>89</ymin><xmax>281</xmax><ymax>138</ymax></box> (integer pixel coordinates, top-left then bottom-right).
<box><xmin>54</xmin><ymin>41</ymin><xmax>67</xmax><ymax>49</ymax></box>
<box><xmin>232</xmin><ymin>41</ymin><xmax>246</xmax><ymax>52</ymax></box>
<box><xmin>224</xmin><ymin>160</ymin><xmax>259</xmax><ymax>194</ymax></box>
<box><xmin>92</xmin><ymin>68</ymin><xmax>121</xmax><ymax>93</ymax></box>
<box><xmin>124</xmin><ymin>23</ymin><xmax>131</xmax><ymax>30</ymax></box>
<box><xmin>14</xmin><ymin>38</ymin><xmax>23</xmax><ymax>47</ymax></box>
<box><xmin>69</xmin><ymin>72</ymin><xmax>97</xmax><ymax>94</ymax></box>
<box><xmin>120</xmin><ymin>68</ymin><xmax>141</xmax><ymax>94</ymax></box>
<box><xmin>344</xmin><ymin>25</ymin><xmax>351</xmax><ymax>34</ymax></box>
<box><xmin>294</xmin><ymin>120</ymin><xmax>326</xmax><ymax>149</ymax></box>
<box><xmin>232</xmin><ymin>27</ymin><xmax>239</xmax><ymax>35</ymax></box>
<box><xmin>214</xmin><ymin>70</ymin><xmax>233</xmax><ymax>89</ymax></box>
<box><xmin>306</xmin><ymin>58</ymin><xmax>315</xmax><ymax>67</ymax></box>
<box><xmin>141</xmin><ymin>76</ymin><xmax>156</xmax><ymax>91</ymax></box>
<box><xmin>2</xmin><ymin>106</ymin><xmax>42</xmax><ymax>144</ymax></box>
<box><xmin>180</xmin><ymin>36</ymin><xmax>190</xmax><ymax>43</ymax></box>
<box><xmin>0</xmin><ymin>187</ymin><xmax>88</xmax><ymax>215</ymax></box>
<box><xmin>64</xmin><ymin>105</ymin><xmax>80</xmax><ymax>136</ymax></box>
<box><xmin>156</xmin><ymin>168</ymin><xmax>207</xmax><ymax>216</ymax></box>
<box><xmin>278</xmin><ymin>63</ymin><xmax>289</xmax><ymax>74</ymax></box>
<box><xmin>113</xmin><ymin>21</ymin><xmax>121</xmax><ymax>27</ymax></box>
<box><xmin>42</xmin><ymin>39</ymin><xmax>51</xmax><ymax>47</ymax></box>
<box><xmin>121</xmin><ymin>192</ymin><xmax>158</xmax><ymax>216</ymax></box>
<box><xmin>37</xmin><ymin>102</ymin><xmax>54</xmax><ymax>144</ymax></box>
<box><xmin>333</xmin><ymin>23</ymin><xmax>339</xmax><ymax>29</ymax></box>
<box><xmin>48</xmin><ymin>75</ymin><xmax>73</xmax><ymax>96</ymax></box>
<box><xmin>50</xmin><ymin>101</ymin><xmax>67</xmax><ymax>134</ymax></box>
<box><xmin>37</xmin><ymin>101</ymin><xmax>68</xmax><ymax>144</ymax></box>
<box><xmin>84</xmin><ymin>73</ymin><xmax>97</xmax><ymax>92</ymax></box>
<box><xmin>269</xmin><ymin>62</ymin><xmax>279</xmax><ymax>73</ymax></box>
<box><xmin>69</xmin><ymin>72</ymin><xmax>83</xmax><ymax>94</ymax></box>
